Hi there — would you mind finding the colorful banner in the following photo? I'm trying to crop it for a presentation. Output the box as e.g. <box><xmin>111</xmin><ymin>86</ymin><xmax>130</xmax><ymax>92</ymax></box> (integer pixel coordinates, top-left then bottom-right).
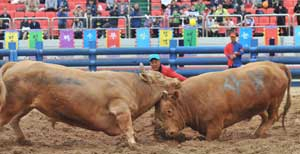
<box><xmin>83</xmin><ymin>29</ymin><xmax>97</xmax><ymax>48</ymax></box>
<box><xmin>29</xmin><ymin>30</ymin><xmax>43</xmax><ymax>49</ymax></box>
<box><xmin>4</xmin><ymin>30</ymin><xmax>19</xmax><ymax>49</ymax></box>
<box><xmin>239</xmin><ymin>27</ymin><xmax>252</xmax><ymax>48</ymax></box>
<box><xmin>264</xmin><ymin>26</ymin><xmax>278</xmax><ymax>45</ymax></box>
<box><xmin>295</xmin><ymin>26</ymin><xmax>300</xmax><ymax>46</ymax></box>
<box><xmin>136</xmin><ymin>28</ymin><xmax>150</xmax><ymax>47</ymax></box>
<box><xmin>183</xmin><ymin>28</ymin><xmax>197</xmax><ymax>46</ymax></box>
<box><xmin>106</xmin><ymin>29</ymin><xmax>120</xmax><ymax>48</ymax></box>
<box><xmin>159</xmin><ymin>29</ymin><xmax>173</xmax><ymax>47</ymax></box>
<box><xmin>59</xmin><ymin>29</ymin><xmax>74</xmax><ymax>48</ymax></box>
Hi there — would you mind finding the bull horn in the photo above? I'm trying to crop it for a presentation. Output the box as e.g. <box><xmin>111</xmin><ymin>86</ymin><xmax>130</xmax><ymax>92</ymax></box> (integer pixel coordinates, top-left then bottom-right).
<box><xmin>139</xmin><ymin>62</ymin><xmax>145</xmax><ymax>73</ymax></box>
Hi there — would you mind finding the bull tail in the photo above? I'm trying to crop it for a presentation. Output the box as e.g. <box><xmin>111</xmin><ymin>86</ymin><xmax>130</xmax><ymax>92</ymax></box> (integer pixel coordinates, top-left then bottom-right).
<box><xmin>0</xmin><ymin>62</ymin><xmax>16</xmax><ymax>110</ymax></box>
<box><xmin>279</xmin><ymin>64</ymin><xmax>292</xmax><ymax>132</ymax></box>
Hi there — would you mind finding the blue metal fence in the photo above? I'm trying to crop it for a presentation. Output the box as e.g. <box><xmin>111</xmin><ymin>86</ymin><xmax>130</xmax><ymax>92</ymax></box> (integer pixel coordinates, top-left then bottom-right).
<box><xmin>1</xmin><ymin>40</ymin><xmax>300</xmax><ymax>85</ymax></box>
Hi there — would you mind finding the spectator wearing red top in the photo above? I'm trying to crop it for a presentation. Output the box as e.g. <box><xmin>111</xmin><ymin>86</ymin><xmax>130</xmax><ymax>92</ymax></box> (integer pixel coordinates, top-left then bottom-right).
<box><xmin>148</xmin><ymin>54</ymin><xmax>187</xmax><ymax>81</ymax></box>
<box><xmin>224</xmin><ymin>32</ymin><xmax>244</xmax><ymax>68</ymax></box>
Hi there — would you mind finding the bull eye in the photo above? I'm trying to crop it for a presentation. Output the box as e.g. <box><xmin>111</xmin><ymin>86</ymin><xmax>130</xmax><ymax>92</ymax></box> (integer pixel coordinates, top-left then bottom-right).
<box><xmin>167</xmin><ymin>109</ymin><xmax>173</xmax><ymax>116</ymax></box>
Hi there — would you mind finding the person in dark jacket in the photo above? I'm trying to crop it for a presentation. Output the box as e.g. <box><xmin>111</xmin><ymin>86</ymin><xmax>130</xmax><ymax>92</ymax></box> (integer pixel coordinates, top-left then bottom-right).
<box><xmin>20</xmin><ymin>17</ymin><xmax>31</xmax><ymax>40</ymax></box>
<box><xmin>130</xmin><ymin>3</ymin><xmax>142</xmax><ymax>38</ymax></box>
<box><xmin>109</xmin><ymin>4</ymin><xmax>120</xmax><ymax>28</ymax></box>
<box><xmin>30</xmin><ymin>17</ymin><xmax>41</xmax><ymax>29</ymax></box>
<box><xmin>294</xmin><ymin>0</ymin><xmax>300</xmax><ymax>25</ymax></box>
<box><xmin>274</xmin><ymin>1</ymin><xmax>287</xmax><ymax>35</ymax></box>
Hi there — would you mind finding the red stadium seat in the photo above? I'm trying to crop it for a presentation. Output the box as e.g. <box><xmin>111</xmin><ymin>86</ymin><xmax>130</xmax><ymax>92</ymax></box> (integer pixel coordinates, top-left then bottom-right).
<box><xmin>118</xmin><ymin>18</ymin><xmax>126</xmax><ymax>36</ymax></box>
<box><xmin>151</xmin><ymin>3</ymin><xmax>161</xmax><ymax>11</ymax></box>
<box><xmin>35</xmin><ymin>11</ymin><xmax>46</xmax><ymax>17</ymax></box>
<box><xmin>151</xmin><ymin>10</ymin><xmax>162</xmax><ymax>16</ymax></box>
<box><xmin>45</xmin><ymin>12</ymin><xmax>57</xmax><ymax>19</ymax></box>
<box><xmin>14</xmin><ymin>12</ymin><xmax>25</xmax><ymax>18</ymax></box>
<box><xmin>151</xmin><ymin>0</ymin><xmax>161</xmax><ymax>3</ymax></box>
<box><xmin>25</xmin><ymin>12</ymin><xmax>35</xmax><ymax>17</ymax></box>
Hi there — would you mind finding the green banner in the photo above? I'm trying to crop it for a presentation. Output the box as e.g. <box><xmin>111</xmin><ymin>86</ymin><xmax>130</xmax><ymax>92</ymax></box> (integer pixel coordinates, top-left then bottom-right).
<box><xmin>29</xmin><ymin>31</ymin><xmax>43</xmax><ymax>49</ymax></box>
<box><xmin>183</xmin><ymin>28</ymin><xmax>197</xmax><ymax>47</ymax></box>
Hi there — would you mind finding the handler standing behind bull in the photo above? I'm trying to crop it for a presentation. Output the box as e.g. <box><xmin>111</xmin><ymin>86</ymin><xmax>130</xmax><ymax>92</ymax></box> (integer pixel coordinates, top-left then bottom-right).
<box><xmin>149</xmin><ymin>54</ymin><xmax>186</xmax><ymax>81</ymax></box>
<box><xmin>224</xmin><ymin>32</ymin><xmax>244</xmax><ymax>68</ymax></box>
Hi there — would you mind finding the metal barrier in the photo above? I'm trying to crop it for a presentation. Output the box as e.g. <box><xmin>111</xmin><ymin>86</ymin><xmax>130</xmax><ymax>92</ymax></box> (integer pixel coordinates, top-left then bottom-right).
<box><xmin>244</xmin><ymin>13</ymin><xmax>291</xmax><ymax>36</ymax></box>
<box><xmin>293</xmin><ymin>13</ymin><xmax>300</xmax><ymax>26</ymax></box>
<box><xmin>51</xmin><ymin>17</ymin><xmax>88</xmax><ymax>39</ymax></box>
<box><xmin>205</xmin><ymin>14</ymin><xmax>243</xmax><ymax>37</ymax></box>
<box><xmin>90</xmin><ymin>16</ymin><xmax>128</xmax><ymax>38</ymax></box>
<box><xmin>13</xmin><ymin>17</ymin><xmax>50</xmax><ymax>39</ymax></box>
<box><xmin>1</xmin><ymin>41</ymin><xmax>300</xmax><ymax>83</ymax></box>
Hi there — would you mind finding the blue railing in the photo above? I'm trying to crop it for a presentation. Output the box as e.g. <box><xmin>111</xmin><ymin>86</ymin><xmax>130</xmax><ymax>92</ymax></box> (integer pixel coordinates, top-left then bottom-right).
<box><xmin>1</xmin><ymin>40</ymin><xmax>300</xmax><ymax>86</ymax></box>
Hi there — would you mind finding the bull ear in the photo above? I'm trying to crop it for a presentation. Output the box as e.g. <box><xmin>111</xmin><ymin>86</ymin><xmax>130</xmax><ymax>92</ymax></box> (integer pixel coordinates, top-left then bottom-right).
<box><xmin>171</xmin><ymin>91</ymin><xmax>180</xmax><ymax>100</ymax></box>
<box><xmin>139</xmin><ymin>73</ymin><xmax>151</xmax><ymax>83</ymax></box>
<box><xmin>139</xmin><ymin>62</ymin><xmax>145</xmax><ymax>73</ymax></box>
<box><xmin>162</xmin><ymin>90</ymin><xmax>168</xmax><ymax>99</ymax></box>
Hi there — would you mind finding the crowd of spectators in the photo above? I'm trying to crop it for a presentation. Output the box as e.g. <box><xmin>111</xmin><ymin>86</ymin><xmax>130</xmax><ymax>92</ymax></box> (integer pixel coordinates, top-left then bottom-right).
<box><xmin>0</xmin><ymin>0</ymin><xmax>299</xmax><ymax>39</ymax></box>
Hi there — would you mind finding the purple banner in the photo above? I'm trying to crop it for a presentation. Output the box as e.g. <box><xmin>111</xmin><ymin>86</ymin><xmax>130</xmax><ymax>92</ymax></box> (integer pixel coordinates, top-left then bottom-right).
<box><xmin>59</xmin><ymin>30</ymin><xmax>74</xmax><ymax>48</ymax></box>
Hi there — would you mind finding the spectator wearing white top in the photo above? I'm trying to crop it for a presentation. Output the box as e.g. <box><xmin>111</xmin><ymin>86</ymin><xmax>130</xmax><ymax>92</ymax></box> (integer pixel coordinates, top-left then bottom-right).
<box><xmin>45</xmin><ymin>0</ymin><xmax>57</xmax><ymax>11</ymax></box>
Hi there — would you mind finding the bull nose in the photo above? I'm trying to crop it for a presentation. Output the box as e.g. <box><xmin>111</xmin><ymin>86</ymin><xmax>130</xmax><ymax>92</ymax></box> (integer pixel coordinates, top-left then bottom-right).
<box><xmin>167</xmin><ymin>130</ymin><xmax>176</xmax><ymax>137</ymax></box>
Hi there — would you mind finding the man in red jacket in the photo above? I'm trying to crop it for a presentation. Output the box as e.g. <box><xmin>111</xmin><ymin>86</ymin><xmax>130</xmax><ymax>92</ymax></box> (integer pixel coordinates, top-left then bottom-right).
<box><xmin>149</xmin><ymin>54</ymin><xmax>187</xmax><ymax>81</ymax></box>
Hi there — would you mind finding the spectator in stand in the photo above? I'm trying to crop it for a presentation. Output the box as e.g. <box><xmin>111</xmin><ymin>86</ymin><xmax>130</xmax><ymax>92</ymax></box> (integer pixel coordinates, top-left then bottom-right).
<box><xmin>86</xmin><ymin>0</ymin><xmax>97</xmax><ymax>16</ymax></box>
<box><xmin>274</xmin><ymin>1</ymin><xmax>287</xmax><ymax>35</ymax></box>
<box><xmin>234</xmin><ymin>5</ymin><xmax>250</xmax><ymax>23</ymax></box>
<box><xmin>223</xmin><ymin>0</ymin><xmax>234</xmax><ymax>8</ymax></box>
<box><xmin>11</xmin><ymin>0</ymin><xmax>25</xmax><ymax>4</ymax></box>
<box><xmin>214</xmin><ymin>4</ymin><xmax>229</xmax><ymax>25</ymax></box>
<box><xmin>72</xmin><ymin>18</ymin><xmax>84</xmax><ymax>38</ymax></box>
<box><xmin>130</xmin><ymin>3</ymin><xmax>142</xmax><ymax>38</ymax></box>
<box><xmin>117</xmin><ymin>0</ymin><xmax>129</xmax><ymax>16</ymax></box>
<box><xmin>0</xmin><ymin>7</ymin><xmax>11</xmax><ymax>28</ymax></box>
<box><xmin>73</xmin><ymin>4</ymin><xmax>85</xmax><ymax>17</ymax></box>
<box><xmin>106</xmin><ymin>0</ymin><xmax>115</xmax><ymax>10</ymax></box>
<box><xmin>211</xmin><ymin>0</ymin><xmax>223</xmax><ymax>7</ymax></box>
<box><xmin>57</xmin><ymin>7</ymin><xmax>68</xmax><ymax>29</ymax></box>
<box><xmin>206</xmin><ymin>16</ymin><xmax>219</xmax><ymax>37</ymax></box>
<box><xmin>170</xmin><ymin>0</ymin><xmax>180</xmax><ymax>15</ymax></box>
<box><xmin>294</xmin><ymin>0</ymin><xmax>300</xmax><ymax>25</ymax></box>
<box><xmin>30</xmin><ymin>17</ymin><xmax>41</xmax><ymax>29</ymax></box>
<box><xmin>20</xmin><ymin>17</ymin><xmax>31</xmax><ymax>40</ymax></box>
<box><xmin>170</xmin><ymin>10</ymin><xmax>181</xmax><ymax>37</ymax></box>
<box><xmin>109</xmin><ymin>4</ymin><xmax>120</xmax><ymax>28</ymax></box>
<box><xmin>57</xmin><ymin>0</ymin><xmax>69</xmax><ymax>11</ymax></box>
<box><xmin>44</xmin><ymin>0</ymin><xmax>57</xmax><ymax>11</ymax></box>
<box><xmin>0</xmin><ymin>20</ymin><xmax>6</xmax><ymax>40</ymax></box>
<box><xmin>93</xmin><ymin>13</ymin><xmax>107</xmax><ymax>38</ymax></box>
<box><xmin>194</xmin><ymin>0</ymin><xmax>207</xmax><ymax>15</ymax></box>
<box><xmin>224</xmin><ymin>17</ymin><xmax>235</xmax><ymax>36</ymax></box>
<box><xmin>25</xmin><ymin>0</ymin><xmax>40</xmax><ymax>12</ymax></box>
<box><xmin>85</xmin><ymin>8</ymin><xmax>93</xmax><ymax>28</ymax></box>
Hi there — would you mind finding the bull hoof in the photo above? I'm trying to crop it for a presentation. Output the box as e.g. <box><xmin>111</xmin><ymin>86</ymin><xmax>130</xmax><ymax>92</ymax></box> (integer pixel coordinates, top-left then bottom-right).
<box><xmin>128</xmin><ymin>142</ymin><xmax>139</xmax><ymax>150</ymax></box>
<box><xmin>175</xmin><ymin>133</ymin><xmax>186</xmax><ymax>143</ymax></box>
<box><xmin>198</xmin><ymin>134</ymin><xmax>206</xmax><ymax>141</ymax></box>
<box><xmin>17</xmin><ymin>139</ymin><xmax>32</xmax><ymax>146</ymax></box>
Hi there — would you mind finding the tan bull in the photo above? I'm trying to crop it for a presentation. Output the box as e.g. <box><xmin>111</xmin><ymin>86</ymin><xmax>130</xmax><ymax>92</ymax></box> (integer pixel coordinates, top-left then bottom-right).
<box><xmin>0</xmin><ymin>60</ymin><xmax>181</xmax><ymax>146</ymax></box>
<box><xmin>159</xmin><ymin>61</ymin><xmax>291</xmax><ymax>141</ymax></box>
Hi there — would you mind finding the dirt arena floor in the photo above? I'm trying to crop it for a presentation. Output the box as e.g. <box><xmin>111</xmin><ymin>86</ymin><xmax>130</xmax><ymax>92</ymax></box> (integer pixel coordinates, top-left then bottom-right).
<box><xmin>1</xmin><ymin>88</ymin><xmax>300</xmax><ymax>154</ymax></box>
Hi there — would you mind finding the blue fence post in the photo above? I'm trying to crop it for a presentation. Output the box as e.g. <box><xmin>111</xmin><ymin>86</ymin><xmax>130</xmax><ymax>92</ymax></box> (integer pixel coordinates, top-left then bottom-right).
<box><xmin>250</xmin><ymin>39</ymin><xmax>258</xmax><ymax>62</ymax></box>
<box><xmin>88</xmin><ymin>41</ymin><xmax>97</xmax><ymax>71</ymax></box>
<box><xmin>169</xmin><ymin>39</ymin><xmax>177</xmax><ymax>70</ymax></box>
<box><xmin>8</xmin><ymin>42</ymin><xmax>17</xmax><ymax>61</ymax></box>
<box><xmin>35</xmin><ymin>41</ymin><xmax>43</xmax><ymax>61</ymax></box>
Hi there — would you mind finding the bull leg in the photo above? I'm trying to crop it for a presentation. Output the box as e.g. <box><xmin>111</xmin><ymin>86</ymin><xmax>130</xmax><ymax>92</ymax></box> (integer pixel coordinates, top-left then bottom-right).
<box><xmin>255</xmin><ymin>101</ymin><xmax>280</xmax><ymax>138</ymax></box>
<box><xmin>10</xmin><ymin>108</ymin><xmax>33</xmax><ymax>145</ymax></box>
<box><xmin>205</xmin><ymin>120</ymin><xmax>223</xmax><ymax>141</ymax></box>
<box><xmin>109</xmin><ymin>101</ymin><xmax>136</xmax><ymax>146</ymax></box>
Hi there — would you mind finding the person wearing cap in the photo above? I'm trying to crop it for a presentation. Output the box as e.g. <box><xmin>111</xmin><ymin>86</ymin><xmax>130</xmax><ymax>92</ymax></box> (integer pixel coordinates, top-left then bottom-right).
<box><xmin>148</xmin><ymin>54</ymin><xmax>186</xmax><ymax>81</ymax></box>
<box><xmin>224</xmin><ymin>32</ymin><xmax>244</xmax><ymax>68</ymax></box>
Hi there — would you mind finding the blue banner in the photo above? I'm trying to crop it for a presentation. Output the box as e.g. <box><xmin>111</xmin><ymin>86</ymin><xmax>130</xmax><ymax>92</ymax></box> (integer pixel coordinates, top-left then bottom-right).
<box><xmin>83</xmin><ymin>29</ymin><xmax>97</xmax><ymax>48</ymax></box>
<box><xmin>136</xmin><ymin>28</ymin><xmax>150</xmax><ymax>47</ymax></box>
<box><xmin>295</xmin><ymin>26</ymin><xmax>300</xmax><ymax>46</ymax></box>
<box><xmin>239</xmin><ymin>27</ymin><xmax>252</xmax><ymax>48</ymax></box>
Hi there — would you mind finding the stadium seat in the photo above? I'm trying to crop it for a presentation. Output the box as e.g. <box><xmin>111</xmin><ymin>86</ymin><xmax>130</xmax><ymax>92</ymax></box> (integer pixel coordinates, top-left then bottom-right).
<box><xmin>118</xmin><ymin>18</ymin><xmax>126</xmax><ymax>36</ymax></box>
<box><xmin>39</xmin><ymin>20</ymin><xmax>49</xmax><ymax>29</ymax></box>
<box><xmin>25</xmin><ymin>12</ymin><xmax>35</xmax><ymax>17</ymax></box>
<box><xmin>151</xmin><ymin>0</ymin><xmax>161</xmax><ymax>3</ymax></box>
<box><xmin>14</xmin><ymin>12</ymin><xmax>25</xmax><ymax>18</ymax></box>
<box><xmin>151</xmin><ymin>10</ymin><xmax>162</xmax><ymax>16</ymax></box>
<box><xmin>101</xmin><ymin>11</ymin><xmax>110</xmax><ymax>16</ymax></box>
<box><xmin>45</xmin><ymin>12</ymin><xmax>57</xmax><ymax>19</ymax></box>
<box><xmin>151</xmin><ymin>3</ymin><xmax>161</xmax><ymax>11</ymax></box>
<box><xmin>35</xmin><ymin>11</ymin><xmax>46</xmax><ymax>17</ymax></box>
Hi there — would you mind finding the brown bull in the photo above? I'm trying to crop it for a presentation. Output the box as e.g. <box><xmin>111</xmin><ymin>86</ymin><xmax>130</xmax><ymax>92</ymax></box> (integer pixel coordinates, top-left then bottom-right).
<box><xmin>159</xmin><ymin>61</ymin><xmax>291</xmax><ymax>141</ymax></box>
<box><xmin>0</xmin><ymin>60</ymin><xmax>181</xmax><ymax>146</ymax></box>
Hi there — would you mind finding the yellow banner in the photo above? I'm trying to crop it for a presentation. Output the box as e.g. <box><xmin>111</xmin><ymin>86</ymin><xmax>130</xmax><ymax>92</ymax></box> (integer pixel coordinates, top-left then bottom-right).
<box><xmin>159</xmin><ymin>29</ymin><xmax>173</xmax><ymax>47</ymax></box>
<box><xmin>5</xmin><ymin>31</ymin><xmax>19</xmax><ymax>49</ymax></box>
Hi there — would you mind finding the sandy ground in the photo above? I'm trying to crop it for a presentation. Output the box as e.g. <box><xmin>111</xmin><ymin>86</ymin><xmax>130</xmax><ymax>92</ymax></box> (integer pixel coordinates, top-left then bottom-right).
<box><xmin>1</xmin><ymin>88</ymin><xmax>300</xmax><ymax>154</ymax></box>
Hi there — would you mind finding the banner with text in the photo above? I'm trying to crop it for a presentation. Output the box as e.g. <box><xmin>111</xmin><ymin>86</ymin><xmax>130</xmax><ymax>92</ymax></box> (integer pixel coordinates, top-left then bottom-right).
<box><xmin>5</xmin><ymin>30</ymin><xmax>19</xmax><ymax>49</ymax></box>
<box><xmin>106</xmin><ymin>29</ymin><xmax>120</xmax><ymax>48</ymax></box>
<box><xmin>183</xmin><ymin>28</ymin><xmax>197</xmax><ymax>46</ymax></box>
<box><xmin>29</xmin><ymin>30</ymin><xmax>43</xmax><ymax>49</ymax></box>
<box><xmin>83</xmin><ymin>29</ymin><xmax>97</xmax><ymax>48</ymax></box>
<box><xmin>159</xmin><ymin>29</ymin><xmax>173</xmax><ymax>47</ymax></box>
<box><xmin>239</xmin><ymin>27</ymin><xmax>252</xmax><ymax>48</ymax></box>
<box><xmin>136</xmin><ymin>28</ymin><xmax>150</xmax><ymax>47</ymax></box>
<box><xmin>59</xmin><ymin>29</ymin><xmax>74</xmax><ymax>48</ymax></box>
